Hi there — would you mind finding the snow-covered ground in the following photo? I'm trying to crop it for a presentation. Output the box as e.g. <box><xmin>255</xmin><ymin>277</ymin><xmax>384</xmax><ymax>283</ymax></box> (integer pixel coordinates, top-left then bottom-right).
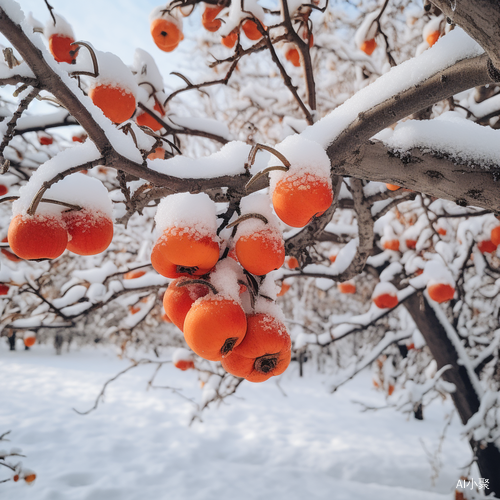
<box><xmin>1</xmin><ymin>342</ymin><xmax>474</xmax><ymax>499</ymax></box>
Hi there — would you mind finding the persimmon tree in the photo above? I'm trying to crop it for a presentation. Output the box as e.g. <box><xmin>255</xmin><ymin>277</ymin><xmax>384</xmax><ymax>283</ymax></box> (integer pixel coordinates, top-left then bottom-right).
<box><xmin>1</xmin><ymin>0</ymin><xmax>500</xmax><ymax>495</ymax></box>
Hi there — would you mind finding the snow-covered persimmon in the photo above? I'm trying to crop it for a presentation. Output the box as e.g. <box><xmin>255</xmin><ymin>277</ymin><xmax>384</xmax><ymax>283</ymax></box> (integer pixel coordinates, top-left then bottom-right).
<box><xmin>24</xmin><ymin>473</ymin><xmax>36</xmax><ymax>483</ymax></box>
<box><xmin>383</xmin><ymin>239</ymin><xmax>400</xmax><ymax>251</ymax></box>
<box><xmin>360</xmin><ymin>38</ymin><xmax>377</xmax><ymax>55</ymax></box>
<box><xmin>183</xmin><ymin>296</ymin><xmax>247</xmax><ymax>361</ymax></box>
<box><xmin>24</xmin><ymin>333</ymin><xmax>36</xmax><ymax>347</ymax></box>
<box><xmin>39</xmin><ymin>135</ymin><xmax>53</xmax><ymax>146</ymax></box>
<box><xmin>0</xmin><ymin>184</ymin><xmax>8</xmax><ymax>196</ymax></box>
<box><xmin>8</xmin><ymin>214</ymin><xmax>68</xmax><ymax>260</ymax></box>
<box><xmin>221</xmin><ymin>313</ymin><xmax>291</xmax><ymax>382</ymax></box>
<box><xmin>148</xmin><ymin>147</ymin><xmax>165</xmax><ymax>160</ymax></box>
<box><xmin>202</xmin><ymin>5</ymin><xmax>222</xmax><ymax>32</ymax></box>
<box><xmin>150</xmin><ymin>17</ymin><xmax>184</xmax><ymax>52</ymax></box>
<box><xmin>172</xmin><ymin>348</ymin><xmax>195</xmax><ymax>370</ymax></box>
<box><xmin>427</xmin><ymin>282</ymin><xmax>455</xmax><ymax>303</ymax></box>
<box><xmin>136</xmin><ymin>101</ymin><xmax>165</xmax><ymax>131</ymax></box>
<box><xmin>272</xmin><ymin>174</ymin><xmax>333</xmax><ymax>228</ymax></box>
<box><xmin>63</xmin><ymin>210</ymin><xmax>113</xmax><ymax>256</ymax></box>
<box><xmin>287</xmin><ymin>256</ymin><xmax>299</xmax><ymax>270</ymax></box>
<box><xmin>426</xmin><ymin>31</ymin><xmax>440</xmax><ymax>47</ymax></box>
<box><xmin>235</xmin><ymin>228</ymin><xmax>285</xmax><ymax>275</ymax></box>
<box><xmin>124</xmin><ymin>270</ymin><xmax>146</xmax><ymax>279</ymax></box>
<box><xmin>478</xmin><ymin>239</ymin><xmax>497</xmax><ymax>254</ymax></box>
<box><xmin>285</xmin><ymin>47</ymin><xmax>300</xmax><ymax>67</ymax></box>
<box><xmin>0</xmin><ymin>284</ymin><xmax>8</xmax><ymax>295</ymax></box>
<box><xmin>162</xmin><ymin>277</ymin><xmax>210</xmax><ymax>331</ymax></box>
<box><xmin>372</xmin><ymin>282</ymin><xmax>399</xmax><ymax>309</ymax></box>
<box><xmin>338</xmin><ymin>281</ymin><xmax>356</xmax><ymax>294</ymax></box>
<box><xmin>405</xmin><ymin>239</ymin><xmax>417</xmax><ymax>250</ymax></box>
<box><xmin>221</xmin><ymin>31</ymin><xmax>238</xmax><ymax>48</ymax></box>
<box><xmin>242</xmin><ymin>19</ymin><xmax>263</xmax><ymax>40</ymax></box>
<box><xmin>48</xmin><ymin>34</ymin><xmax>76</xmax><ymax>64</ymax></box>
<box><xmin>88</xmin><ymin>85</ymin><xmax>136</xmax><ymax>124</ymax></box>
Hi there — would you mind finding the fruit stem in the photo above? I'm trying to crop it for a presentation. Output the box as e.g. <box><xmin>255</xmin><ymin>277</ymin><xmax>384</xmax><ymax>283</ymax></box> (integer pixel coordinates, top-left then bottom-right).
<box><xmin>245</xmin><ymin>165</ymin><xmax>290</xmax><ymax>191</ymax></box>
<box><xmin>226</xmin><ymin>212</ymin><xmax>268</xmax><ymax>229</ymax></box>
<box><xmin>70</xmin><ymin>41</ymin><xmax>99</xmax><ymax>78</ymax></box>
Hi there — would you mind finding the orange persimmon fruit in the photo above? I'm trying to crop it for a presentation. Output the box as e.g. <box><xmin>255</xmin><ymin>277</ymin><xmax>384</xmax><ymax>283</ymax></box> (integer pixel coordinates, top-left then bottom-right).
<box><xmin>386</xmin><ymin>183</ymin><xmax>400</xmax><ymax>191</ymax></box>
<box><xmin>235</xmin><ymin>229</ymin><xmax>285</xmax><ymax>276</ymax></box>
<box><xmin>151</xmin><ymin>18</ymin><xmax>184</xmax><ymax>52</ymax></box>
<box><xmin>162</xmin><ymin>277</ymin><xmax>210</xmax><ymax>331</ymax></box>
<box><xmin>272</xmin><ymin>173</ymin><xmax>333</xmax><ymax>228</ymax></box>
<box><xmin>287</xmin><ymin>256</ymin><xmax>299</xmax><ymax>270</ymax></box>
<box><xmin>183</xmin><ymin>296</ymin><xmax>247</xmax><ymax>361</ymax></box>
<box><xmin>0</xmin><ymin>284</ymin><xmax>8</xmax><ymax>295</ymax></box>
<box><xmin>406</xmin><ymin>239</ymin><xmax>417</xmax><ymax>250</ymax></box>
<box><xmin>88</xmin><ymin>85</ymin><xmax>136</xmax><ymax>124</ymax></box>
<box><xmin>383</xmin><ymin>239</ymin><xmax>400</xmax><ymax>252</ymax></box>
<box><xmin>63</xmin><ymin>210</ymin><xmax>113</xmax><ymax>256</ymax></box>
<box><xmin>24</xmin><ymin>335</ymin><xmax>36</xmax><ymax>348</ymax></box>
<box><xmin>373</xmin><ymin>293</ymin><xmax>398</xmax><ymax>309</ymax></box>
<box><xmin>437</xmin><ymin>227</ymin><xmax>447</xmax><ymax>236</ymax></box>
<box><xmin>222</xmin><ymin>31</ymin><xmax>238</xmax><ymax>48</ymax></box>
<box><xmin>491</xmin><ymin>226</ymin><xmax>500</xmax><ymax>246</ymax></box>
<box><xmin>124</xmin><ymin>270</ymin><xmax>146</xmax><ymax>279</ymax></box>
<box><xmin>39</xmin><ymin>136</ymin><xmax>53</xmax><ymax>146</ymax></box>
<box><xmin>427</xmin><ymin>282</ymin><xmax>455</xmax><ymax>303</ymax></box>
<box><xmin>24</xmin><ymin>474</ymin><xmax>36</xmax><ymax>483</ymax></box>
<box><xmin>8</xmin><ymin>214</ymin><xmax>68</xmax><ymax>260</ymax></box>
<box><xmin>202</xmin><ymin>5</ymin><xmax>223</xmax><ymax>32</ymax></box>
<box><xmin>148</xmin><ymin>147</ymin><xmax>165</xmax><ymax>160</ymax></box>
<box><xmin>174</xmin><ymin>359</ymin><xmax>195</xmax><ymax>370</ymax></box>
<box><xmin>338</xmin><ymin>281</ymin><xmax>356</xmax><ymax>294</ymax></box>
<box><xmin>277</xmin><ymin>282</ymin><xmax>291</xmax><ymax>296</ymax></box>
<box><xmin>49</xmin><ymin>34</ymin><xmax>76</xmax><ymax>64</ymax></box>
<box><xmin>0</xmin><ymin>184</ymin><xmax>8</xmax><ymax>196</ymax></box>
<box><xmin>221</xmin><ymin>313</ymin><xmax>291</xmax><ymax>382</ymax></box>
<box><xmin>360</xmin><ymin>38</ymin><xmax>377</xmax><ymax>55</ymax></box>
<box><xmin>136</xmin><ymin>101</ymin><xmax>165</xmax><ymax>132</ymax></box>
<box><xmin>426</xmin><ymin>30</ymin><xmax>440</xmax><ymax>47</ymax></box>
<box><xmin>242</xmin><ymin>19</ymin><xmax>263</xmax><ymax>40</ymax></box>
<box><xmin>285</xmin><ymin>47</ymin><xmax>300</xmax><ymax>67</ymax></box>
<box><xmin>478</xmin><ymin>239</ymin><xmax>497</xmax><ymax>254</ymax></box>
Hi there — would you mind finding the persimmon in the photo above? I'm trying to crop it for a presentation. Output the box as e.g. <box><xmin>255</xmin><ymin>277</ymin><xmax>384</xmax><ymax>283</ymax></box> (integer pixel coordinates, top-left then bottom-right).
<box><xmin>129</xmin><ymin>305</ymin><xmax>141</xmax><ymax>315</ymax></box>
<box><xmin>478</xmin><ymin>239</ymin><xmax>497</xmax><ymax>254</ymax></box>
<box><xmin>338</xmin><ymin>281</ymin><xmax>356</xmax><ymax>294</ymax></box>
<box><xmin>88</xmin><ymin>84</ymin><xmax>136</xmax><ymax>124</ymax></box>
<box><xmin>386</xmin><ymin>183</ymin><xmax>400</xmax><ymax>191</ymax></box>
<box><xmin>277</xmin><ymin>282</ymin><xmax>291</xmax><ymax>296</ymax></box>
<box><xmin>426</xmin><ymin>30</ymin><xmax>440</xmax><ymax>47</ymax></box>
<box><xmin>221</xmin><ymin>313</ymin><xmax>291</xmax><ymax>383</ymax></box>
<box><xmin>235</xmin><ymin>229</ymin><xmax>285</xmax><ymax>276</ymax></box>
<box><xmin>0</xmin><ymin>184</ymin><xmax>7</xmax><ymax>196</ymax></box>
<box><xmin>8</xmin><ymin>214</ymin><xmax>68</xmax><ymax>260</ymax></box>
<box><xmin>242</xmin><ymin>19</ymin><xmax>263</xmax><ymax>40</ymax></box>
<box><xmin>162</xmin><ymin>277</ymin><xmax>210</xmax><ymax>331</ymax></box>
<box><xmin>1</xmin><ymin>237</ymin><xmax>21</xmax><ymax>262</ymax></box>
<box><xmin>407</xmin><ymin>343</ymin><xmax>415</xmax><ymax>350</ymax></box>
<box><xmin>491</xmin><ymin>226</ymin><xmax>500</xmax><ymax>246</ymax></box>
<box><xmin>388</xmin><ymin>384</ymin><xmax>395</xmax><ymax>396</ymax></box>
<box><xmin>39</xmin><ymin>135</ymin><xmax>53</xmax><ymax>146</ymax></box>
<box><xmin>373</xmin><ymin>289</ymin><xmax>398</xmax><ymax>309</ymax></box>
<box><xmin>287</xmin><ymin>256</ymin><xmax>299</xmax><ymax>270</ymax></box>
<box><xmin>136</xmin><ymin>101</ymin><xmax>165</xmax><ymax>132</ymax></box>
<box><xmin>13</xmin><ymin>474</ymin><xmax>19</xmax><ymax>482</ymax></box>
<box><xmin>437</xmin><ymin>227</ymin><xmax>447</xmax><ymax>236</ymax></box>
<box><xmin>24</xmin><ymin>335</ymin><xmax>36</xmax><ymax>348</ymax></box>
<box><xmin>427</xmin><ymin>282</ymin><xmax>455</xmax><ymax>303</ymax></box>
<box><xmin>360</xmin><ymin>38</ymin><xmax>377</xmax><ymax>55</ymax></box>
<box><xmin>183</xmin><ymin>296</ymin><xmax>247</xmax><ymax>361</ymax></box>
<box><xmin>148</xmin><ymin>147</ymin><xmax>165</xmax><ymax>160</ymax></box>
<box><xmin>151</xmin><ymin>18</ymin><xmax>184</xmax><ymax>52</ymax></box>
<box><xmin>0</xmin><ymin>284</ymin><xmax>8</xmax><ymax>295</ymax></box>
<box><xmin>175</xmin><ymin>359</ymin><xmax>195</xmax><ymax>370</ymax></box>
<box><xmin>202</xmin><ymin>5</ymin><xmax>223</xmax><ymax>32</ymax></box>
<box><xmin>383</xmin><ymin>239</ymin><xmax>400</xmax><ymax>252</ymax></box>
<box><xmin>151</xmin><ymin>248</ymin><xmax>211</xmax><ymax>279</ymax></box>
<box><xmin>24</xmin><ymin>474</ymin><xmax>36</xmax><ymax>483</ymax></box>
<box><xmin>154</xmin><ymin>229</ymin><xmax>220</xmax><ymax>271</ymax></box>
<box><xmin>406</xmin><ymin>239</ymin><xmax>417</xmax><ymax>250</ymax></box>
<box><xmin>49</xmin><ymin>34</ymin><xmax>76</xmax><ymax>64</ymax></box>
<box><xmin>285</xmin><ymin>47</ymin><xmax>300</xmax><ymax>67</ymax></box>
<box><xmin>124</xmin><ymin>270</ymin><xmax>146</xmax><ymax>279</ymax></box>
<box><xmin>63</xmin><ymin>210</ymin><xmax>113</xmax><ymax>256</ymax></box>
<box><xmin>222</xmin><ymin>31</ymin><xmax>238</xmax><ymax>48</ymax></box>
<box><xmin>272</xmin><ymin>173</ymin><xmax>333</xmax><ymax>228</ymax></box>
<box><xmin>329</xmin><ymin>254</ymin><xmax>337</xmax><ymax>263</ymax></box>
<box><xmin>72</xmin><ymin>134</ymin><xmax>86</xmax><ymax>143</ymax></box>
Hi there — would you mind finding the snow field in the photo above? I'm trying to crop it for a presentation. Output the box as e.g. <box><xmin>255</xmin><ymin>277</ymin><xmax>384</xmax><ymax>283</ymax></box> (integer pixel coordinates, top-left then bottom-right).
<box><xmin>0</xmin><ymin>344</ymin><xmax>474</xmax><ymax>500</ymax></box>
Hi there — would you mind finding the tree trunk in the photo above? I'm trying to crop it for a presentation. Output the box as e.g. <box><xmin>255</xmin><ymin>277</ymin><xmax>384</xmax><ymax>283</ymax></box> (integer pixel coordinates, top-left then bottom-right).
<box><xmin>405</xmin><ymin>291</ymin><xmax>500</xmax><ymax>496</ymax></box>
